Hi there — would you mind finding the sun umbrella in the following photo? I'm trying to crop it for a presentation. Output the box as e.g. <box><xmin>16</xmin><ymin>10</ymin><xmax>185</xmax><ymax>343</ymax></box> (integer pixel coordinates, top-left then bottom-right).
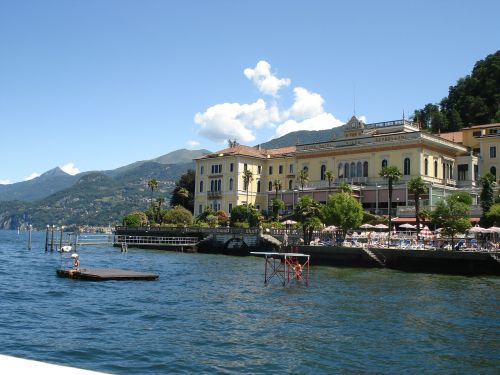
<box><xmin>322</xmin><ymin>225</ymin><xmax>337</xmax><ymax>232</ymax></box>
<box><xmin>281</xmin><ymin>220</ymin><xmax>297</xmax><ymax>225</ymax></box>
<box><xmin>374</xmin><ymin>223</ymin><xmax>389</xmax><ymax>229</ymax></box>
<box><xmin>360</xmin><ymin>223</ymin><xmax>374</xmax><ymax>229</ymax></box>
<box><xmin>399</xmin><ymin>223</ymin><xmax>416</xmax><ymax>229</ymax></box>
<box><xmin>468</xmin><ymin>225</ymin><xmax>484</xmax><ymax>233</ymax></box>
<box><xmin>419</xmin><ymin>225</ymin><xmax>433</xmax><ymax>238</ymax></box>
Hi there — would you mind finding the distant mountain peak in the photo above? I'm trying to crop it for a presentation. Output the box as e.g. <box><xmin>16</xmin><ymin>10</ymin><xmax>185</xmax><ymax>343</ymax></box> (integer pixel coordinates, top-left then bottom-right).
<box><xmin>39</xmin><ymin>167</ymin><xmax>70</xmax><ymax>179</ymax></box>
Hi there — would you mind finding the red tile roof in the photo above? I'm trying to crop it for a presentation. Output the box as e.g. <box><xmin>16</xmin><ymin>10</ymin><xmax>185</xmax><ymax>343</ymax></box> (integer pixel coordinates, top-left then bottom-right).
<box><xmin>437</xmin><ymin>131</ymin><xmax>463</xmax><ymax>143</ymax></box>
<box><xmin>197</xmin><ymin>145</ymin><xmax>296</xmax><ymax>160</ymax></box>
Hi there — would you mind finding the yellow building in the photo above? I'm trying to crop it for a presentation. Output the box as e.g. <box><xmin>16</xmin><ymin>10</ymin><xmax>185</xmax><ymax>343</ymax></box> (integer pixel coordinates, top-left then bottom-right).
<box><xmin>194</xmin><ymin>117</ymin><xmax>500</xmax><ymax>221</ymax></box>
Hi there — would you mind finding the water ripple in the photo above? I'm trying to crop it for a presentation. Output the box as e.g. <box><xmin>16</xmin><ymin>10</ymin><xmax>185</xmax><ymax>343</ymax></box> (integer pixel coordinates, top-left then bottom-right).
<box><xmin>0</xmin><ymin>230</ymin><xmax>498</xmax><ymax>374</ymax></box>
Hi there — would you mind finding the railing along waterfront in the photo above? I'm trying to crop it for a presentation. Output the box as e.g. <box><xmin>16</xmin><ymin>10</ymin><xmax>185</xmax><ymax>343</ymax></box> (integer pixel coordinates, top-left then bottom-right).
<box><xmin>115</xmin><ymin>235</ymin><xmax>199</xmax><ymax>246</ymax></box>
<box><xmin>114</xmin><ymin>226</ymin><xmax>260</xmax><ymax>235</ymax></box>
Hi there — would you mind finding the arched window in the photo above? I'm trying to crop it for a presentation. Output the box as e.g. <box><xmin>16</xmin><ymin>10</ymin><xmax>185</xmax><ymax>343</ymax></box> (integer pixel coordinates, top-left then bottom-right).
<box><xmin>268</xmin><ymin>181</ymin><xmax>272</xmax><ymax>191</ymax></box>
<box><xmin>424</xmin><ymin>158</ymin><xmax>428</xmax><ymax>175</ymax></box>
<box><xmin>320</xmin><ymin>165</ymin><xmax>326</xmax><ymax>180</ymax></box>
<box><xmin>350</xmin><ymin>162</ymin><xmax>356</xmax><ymax>177</ymax></box>
<box><xmin>382</xmin><ymin>159</ymin><xmax>388</xmax><ymax>169</ymax></box>
<box><xmin>243</xmin><ymin>178</ymin><xmax>248</xmax><ymax>191</ymax></box>
<box><xmin>257</xmin><ymin>180</ymin><xmax>261</xmax><ymax>193</ymax></box>
<box><xmin>229</xmin><ymin>178</ymin><xmax>233</xmax><ymax>191</ymax></box>
<box><xmin>338</xmin><ymin>163</ymin><xmax>344</xmax><ymax>178</ymax></box>
<box><xmin>363</xmin><ymin>161</ymin><xmax>369</xmax><ymax>177</ymax></box>
<box><xmin>289</xmin><ymin>179</ymin><xmax>293</xmax><ymax>190</ymax></box>
<box><xmin>303</xmin><ymin>166</ymin><xmax>309</xmax><ymax>173</ymax></box>
<box><xmin>434</xmin><ymin>160</ymin><xmax>438</xmax><ymax>177</ymax></box>
<box><xmin>356</xmin><ymin>162</ymin><xmax>362</xmax><ymax>177</ymax></box>
<box><xmin>210</xmin><ymin>180</ymin><xmax>215</xmax><ymax>191</ymax></box>
<box><xmin>491</xmin><ymin>166</ymin><xmax>497</xmax><ymax>177</ymax></box>
<box><xmin>344</xmin><ymin>163</ymin><xmax>350</xmax><ymax>179</ymax></box>
<box><xmin>199</xmin><ymin>181</ymin><xmax>203</xmax><ymax>193</ymax></box>
<box><xmin>404</xmin><ymin>158</ymin><xmax>411</xmax><ymax>175</ymax></box>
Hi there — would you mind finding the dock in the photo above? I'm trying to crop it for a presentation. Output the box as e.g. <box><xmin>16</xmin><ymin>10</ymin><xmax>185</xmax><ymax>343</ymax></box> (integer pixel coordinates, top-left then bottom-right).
<box><xmin>56</xmin><ymin>268</ymin><xmax>159</xmax><ymax>281</ymax></box>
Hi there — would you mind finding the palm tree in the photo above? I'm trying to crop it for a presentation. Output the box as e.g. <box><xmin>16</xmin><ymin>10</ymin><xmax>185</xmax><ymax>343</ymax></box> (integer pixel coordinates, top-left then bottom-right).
<box><xmin>273</xmin><ymin>179</ymin><xmax>282</xmax><ymax>198</ymax></box>
<box><xmin>242</xmin><ymin>169</ymin><xmax>254</xmax><ymax>205</ymax></box>
<box><xmin>147</xmin><ymin>178</ymin><xmax>158</xmax><ymax>208</ymax></box>
<box><xmin>155</xmin><ymin>197</ymin><xmax>165</xmax><ymax>223</ymax></box>
<box><xmin>297</xmin><ymin>169</ymin><xmax>310</xmax><ymax>191</ymax></box>
<box><xmin>325</xmin><ymin>170</ymin><xmax>334</xmax><ymax>195</ymax></box>
<box><xmin>379</xmin><ymin>166</ymin><xmax>402</xmax><ymax>238</ymax></box>
<box><xmin>408</xmin><ymin>176</ymin><xmax>428</xmax><ymax>234</ymax></box>
<box><xmin>243</xmin><ymin>169</ymin><xmax>254</xmax><ymax>223</ymax></box>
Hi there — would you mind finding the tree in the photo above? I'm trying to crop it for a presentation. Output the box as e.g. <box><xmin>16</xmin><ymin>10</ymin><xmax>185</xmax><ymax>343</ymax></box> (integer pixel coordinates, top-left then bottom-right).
<box><xmin>227</xmin><ymin>139</ymin><xmax>239</xmax><ymax>148</ymax></box>
<box><xmin>271</xmin><ymin>197</ymin><xmax>285</xmax><ymax>221</ymax></box>
<box><xmin>273</xmin><ymin>179</ymin><xmax>282</xmax><ymax>198</ymax></box>
<box><xmin>339</xmin><ymin>182</ymin><xmax>352</xmax><ymax>194</ymax></box>
<box><xmin>215</xmin><ymin>210</ymin><xmax>229</xmax><ymax>227</ymax></box>
<box><xmin>147</xmin><ymin>178</ymin><xmax>158</xmax><ymax>208</ymax></box>
<box><xmin>242</xmin><ymin>169</ymin><xmax>254</xmax><ymax>223</ymax></box>
<box><xmin>242</xmin><ymin>169</ymin><xmax>254</xmax><ymax>205</ymax></box>
<box><xmin>297</xmin><ymin>169</ymin><xmax>310</xmax><ymax>191</ymax></box>
<box><xmin>163</xmin><ymin>205</ymin><xmax>193</xmax><ymax>226</ymax></box>
<box><xmin>414</xmin><ymin>51</ymin><xmax>500</xmax><ymax>132</ymax></box>
<box><xmin>295</xmin><ymin>195</ymin><xmax>323</xmax><ymax>245</ymax></box>
<box><xmin>122</xmin><ymin>211</ymin><xmax>148</xmax><ymax>227</ymax></box>
<box><xmin>325</xmin><ymin>170</ymin><xmax>334</xmax><ymax>195</ymax></box>
<box><xmin>431</xmin><ymin>193</ymin><xmax>472</xmax><ymax>249</ymax></box>
<box><xmin>379</xmin><ymin>166</ymin><xmax>402</xmax><ymax>238</ymax></box>
<box><xmin>170</xmin><ymin>170</ymin><xmax>195</xmax><ymax>213</ymax></box>
<box><xmin>230</xmin><ymin>204</ymin><xmax>260</xmax><ymax>227</ymax></box>
<box><xmin>155</xmin><ymin>197</ymin><xmax>165</xmax><ymax>223</ymax></box>
<box><xmin>486</xmin><ymin>203</ymin><xmax>500</xmax><ymax>226</ymax></box>
<box><xmin>408</xmin><ymin>176</ymin><xmax>428</xmax><ymax>233</ymax></box>
<box><xmin>322</xmin><ymin>192</ymin><xmax>363</xmax><ymax>238</ymax></box>
<box><xmin>480</xmin><ymin>173</ymin><xmax>496</xmax><ymax>226</ymax></box>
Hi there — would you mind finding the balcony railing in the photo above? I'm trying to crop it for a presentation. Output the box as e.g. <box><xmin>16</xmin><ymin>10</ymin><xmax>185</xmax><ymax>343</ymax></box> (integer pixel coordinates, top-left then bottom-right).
<box><xmin>207</xmin><ymin>191</ymin><xmax>222</xmax><ymax>199</ymax></box>
<box><xmin>397</xmin><ymin>205</ymin><xmax>482</xmax><ymax>217</ymax></box>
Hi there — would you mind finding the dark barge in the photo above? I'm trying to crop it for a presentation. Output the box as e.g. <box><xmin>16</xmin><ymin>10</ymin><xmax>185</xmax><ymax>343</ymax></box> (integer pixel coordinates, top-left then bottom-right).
<box><xmin>56</xmin><ymin>268</ymin><xmax>159</xmax><ymax>281</ymax></box>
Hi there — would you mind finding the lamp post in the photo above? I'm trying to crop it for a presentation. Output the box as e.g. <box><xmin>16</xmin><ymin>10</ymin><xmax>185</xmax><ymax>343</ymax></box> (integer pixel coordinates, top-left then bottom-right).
<box><xmin>375</xmin><ymin>185</ymin><xmax>381</xmax><ymax>214</ymax></box>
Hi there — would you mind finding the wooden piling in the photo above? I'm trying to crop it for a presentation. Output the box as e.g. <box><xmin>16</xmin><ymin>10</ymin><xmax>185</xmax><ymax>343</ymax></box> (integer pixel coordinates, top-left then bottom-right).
<box><xmin>45</xmin><ymin>225</ymin><xmax>49</xmax><ymax>252</ymax></box>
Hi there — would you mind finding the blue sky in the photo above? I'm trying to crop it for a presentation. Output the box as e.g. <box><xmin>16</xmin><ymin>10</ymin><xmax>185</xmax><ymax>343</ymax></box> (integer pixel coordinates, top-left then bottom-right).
<box><xmin>0</xmin><ymin>0</ymin><xmax>499</xmax><ymax>184</ymax></box>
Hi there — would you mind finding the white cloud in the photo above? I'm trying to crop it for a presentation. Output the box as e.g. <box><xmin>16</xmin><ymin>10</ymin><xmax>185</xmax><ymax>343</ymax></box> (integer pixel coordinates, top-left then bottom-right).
<box><xmin>358</xmin><ymin>115</ymin><xmax>367</xmax><ymax>123</ymax></box>
<box><xmin>287</xmin><ymin>87</ymin><xmax>325</xmax><ymax>121</ymax></box>
<box><xmin>195</xmin><ymin>60</ymin><xmax>345</xmax><ymax>144</ymax></box>
<box><xmin>244</xmin><ymin>60</ymin><xmax>290</xmax><ymax>97</ymax></box>
<box><xmin>194</xmin><ymin>99</ymin><xmax>280</xmax><ymax>143</ymax></box>
<box><xmin>60</xmin><ymin>163</ymin><xmax>80</xmax><ymax>175</ymax></box>
<box><xmin>187</xmin><ymin>140</ymin><xmax>200</xmax><ymax>147</ymax></box>
<box><xmin>24</xmin><ymin>172</ymin><xmax>41</xmax><ymax>181</ymax></box>
<box><xmin>0</xmin><ymin>179</ymin><xmax>11</xmax><ymax>185</ymax></box>
<box><xmin>275</xmin><ymin>112</ymin><xmax>344</xmax><ymax>138</ymax></box>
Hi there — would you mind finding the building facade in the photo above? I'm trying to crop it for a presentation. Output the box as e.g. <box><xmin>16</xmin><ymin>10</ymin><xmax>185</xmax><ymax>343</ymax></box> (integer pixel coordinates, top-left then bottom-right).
<box><xmin>194</xmin><ymin>117</ymin><xmax>500</xmax><ymax>220</ymax></box>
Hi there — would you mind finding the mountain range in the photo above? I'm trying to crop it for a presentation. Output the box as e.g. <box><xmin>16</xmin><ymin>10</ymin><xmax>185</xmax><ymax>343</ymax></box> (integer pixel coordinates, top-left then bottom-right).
<box><xmin>0</xmin><ymin>127</ymin><xmax>342</xmax><ymax>230</ymax></box>
<box><xmin>0</xmin><ymin>148</ymin><xmax>210</xmax><ymax>229</ymax></box>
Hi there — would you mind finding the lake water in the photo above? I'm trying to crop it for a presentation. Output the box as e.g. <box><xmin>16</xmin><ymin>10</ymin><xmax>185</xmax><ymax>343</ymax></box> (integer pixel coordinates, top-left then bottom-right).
<box><xmin>0</xmin><ymin>230</ymin><xmax>498</xmax><ymax>374</ymax></box>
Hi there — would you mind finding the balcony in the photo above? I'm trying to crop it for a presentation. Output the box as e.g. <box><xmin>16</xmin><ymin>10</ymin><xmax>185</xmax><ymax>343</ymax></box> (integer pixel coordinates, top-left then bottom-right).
<box><xmin>207</xmin><ymin>191</ymin><xmax>222</xmax><ymax>199</ymax></box>
<box><xmin>397</xmin><ymin>205</ymin><xmax>482</xmax><ymax>218</ymax></box>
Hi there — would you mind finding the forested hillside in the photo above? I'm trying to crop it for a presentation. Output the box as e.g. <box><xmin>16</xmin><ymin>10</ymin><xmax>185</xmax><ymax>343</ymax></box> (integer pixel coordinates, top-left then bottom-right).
<box><xmin>414</xmin><ymin>50</ymin><xmax>499</xmax><ymax>132</ymax></box>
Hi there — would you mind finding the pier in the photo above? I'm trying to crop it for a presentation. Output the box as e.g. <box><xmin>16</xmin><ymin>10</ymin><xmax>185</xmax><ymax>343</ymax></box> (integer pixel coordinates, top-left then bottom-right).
<box><xmin>114</xmin><ymin>235</ymin><xmax>199</xmax><ymax>252</ymax></box>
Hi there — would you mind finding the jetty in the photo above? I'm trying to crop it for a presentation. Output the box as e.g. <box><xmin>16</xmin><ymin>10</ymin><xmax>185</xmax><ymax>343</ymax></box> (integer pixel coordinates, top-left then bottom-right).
<box><xmin>56</xmin><ymin>268</ymin><xmax>159</xmax><ymax>281</ymax></box>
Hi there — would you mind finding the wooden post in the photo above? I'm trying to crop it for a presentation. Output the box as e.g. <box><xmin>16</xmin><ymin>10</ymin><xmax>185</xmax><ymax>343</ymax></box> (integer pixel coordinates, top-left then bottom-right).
<box><xmin>28</xmin><ymin>224</ymin><xmax>32</xmax><ymax>250</ymax></box>
<box><xmin>45</xmin><ymin>225</ymin><xmax>49</xmax><ymax>252</ymax></box>
<box><xmin>59</xmin><ymin>226</ymin><xmax>64</xmax><ymax>251</ymax></box>
<box><xmin>50</xmin><ymin>225</ymin><xmax>55</xmax><ymax>251</ymax></box>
